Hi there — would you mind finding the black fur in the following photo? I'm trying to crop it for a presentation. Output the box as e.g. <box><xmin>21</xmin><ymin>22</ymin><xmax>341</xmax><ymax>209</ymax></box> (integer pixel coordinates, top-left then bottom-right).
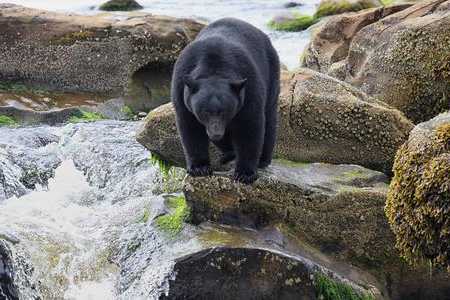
<box><xmin>172</xmin><ymin>18</ymin><xmax>280</xmax><ymax>184</ymax></box>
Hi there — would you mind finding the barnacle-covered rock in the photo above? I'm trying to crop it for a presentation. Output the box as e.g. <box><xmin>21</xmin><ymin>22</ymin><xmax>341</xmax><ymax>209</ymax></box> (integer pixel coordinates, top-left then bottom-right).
<box><xmin>0</xmin><ymin>4</ymin><xmax>204</xmax><ymax>110</ymax></box>
<box><xmin>137</xmin><ymin>69</ymin><xmax>413</xmax><ymax>174</ymax></box>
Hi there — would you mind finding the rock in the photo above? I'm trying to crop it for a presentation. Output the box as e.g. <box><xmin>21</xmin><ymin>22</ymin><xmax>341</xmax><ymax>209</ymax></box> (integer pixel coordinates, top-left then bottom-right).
<box><xmin>183</xmin><ymin>160</ymin><xmax>450</xmax><ymax>300</ymax></box>
<box><xmin>301</xmin><ymin>4</ymin><xmax>412</xmax><ymax>74</ymax></box>
<box><xmin>0</xmin><ymin>239</ymin><xmax>41</xmax><ymax>299</ymax></box>
<box><xmin>160</xmin><ymin>247</ymin><xmax>374</xmax><ymax>300</ymax></box>
<box><xmin>184</xmin><ymin>160</ymin><xmax>390</xmax><ymax>264</ymax></box>
<box><xmin>284</xmin><ymin>1</ymin><xmax>304</xmax><ymax>8</ymax></box>
<box><xmin>314</xmin><ymin>0</ymin><xmax>383</xmax><ymax>18</ymax></box>
<box><xmin>137</xmin><ymin>69</ymin><xmax>413</xmax><ymax>174</ymax></box>
<box><xmin>0</xmin><ymin>105</ymin><xmax>82</xmax><ymax>125</ymax></box>
<box><xmin>99</xmin><ymin>0</ymin><xmax>143</xmax><ymax>11</ymax></box>
<box><xmin>268</xmin><ymin>12</ymin><xmax>318</xmax><ymax>32</ymax></box>
<box><xmin>277</xmin><ymin>68</ymin><xmax>413</xmax><ymax>173</ymax></box>
<box><xmin>386</xmin><ymin>112</ymin><xmax>450</xmax><ymax>271</ymax></box>
<box><xmin>343</xmin><ymin>0</ymin><xmax>450</xmax><ymax>123</ymax></box>
<box><xmin>0</xmin><ymin>4</ymin><xmax>204</xmax><ymax>108</ymax></box>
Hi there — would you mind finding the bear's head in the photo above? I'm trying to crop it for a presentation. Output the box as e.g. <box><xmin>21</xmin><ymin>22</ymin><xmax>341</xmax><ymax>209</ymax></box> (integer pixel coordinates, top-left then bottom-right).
<box><xmin>183</xmin><ymin>75</ymin><xmax>246</xmax><ymax>141</ymax></box>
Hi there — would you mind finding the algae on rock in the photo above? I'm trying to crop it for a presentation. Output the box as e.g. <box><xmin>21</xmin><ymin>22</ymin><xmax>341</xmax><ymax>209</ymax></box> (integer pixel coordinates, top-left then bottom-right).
<box><xmin>386</xmin><ymin>112</ymin><xmax>450</xmax><ymax>271</ymax></box>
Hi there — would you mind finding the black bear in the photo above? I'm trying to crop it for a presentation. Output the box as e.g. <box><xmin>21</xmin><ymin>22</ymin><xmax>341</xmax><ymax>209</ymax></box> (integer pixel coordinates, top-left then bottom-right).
<box><xmin>171</xmin><ymin>18</ymin><xmax>280</xmax><ymax>184</ymax></box>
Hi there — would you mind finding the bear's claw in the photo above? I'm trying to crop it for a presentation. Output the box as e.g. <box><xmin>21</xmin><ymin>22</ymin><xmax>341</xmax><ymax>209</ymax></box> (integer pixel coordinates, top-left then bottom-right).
<box><xmin>220</xmin><ymin>151</ymin><xmax>236</xmax><ymax>165</ymax></box>
<box><xmin>188</xmin><ymin>165</ymin><xmax>213</xmax><ymax>177</ymax></box>
<box><xmin>233</xmin><ymin>171</ymin><xmax>258</xmax><ymax>184</ymax></box>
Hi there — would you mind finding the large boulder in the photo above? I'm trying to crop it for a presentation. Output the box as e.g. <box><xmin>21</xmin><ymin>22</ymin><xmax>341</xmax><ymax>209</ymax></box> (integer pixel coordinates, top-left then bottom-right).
<box><xmin>301</xmin><ymin>4</ymin><xmax>412</xmax><ymax>75</ymax></box>
<box><xmin>386</xmin><ymin>112</ymin><xmax>450</xmax><ymax>271</ymax></box>
<box><xmin>276</xmin><ymin>68</ymin><xmax>413</xmax><ymax>173</ymax></box>
<box><xmin>343</xmin><ymin>0</ymin><xmax>450</xmax><ymax>123</ymax></box>
<box><xmin>161</xmin><ymin>247</ymin><xmax>375</xmax><ymax>300</ymax></box>
<box><xmin>137</xmin><ymin>69</ymin><xmax>413</xmax><ymax>173</ymax></box>
<box><xmin>314</xmin><ymin>0</ymin><xmax>383</xmax><ymax>18</ymax></box>
<box><xmin>0</xmin><ymin>4</ymin><xmax>203</xmax><ymax>110</ymax></box>
<box><xmin>183</xmin><ymin>160</ymin><xmax>450</xmax><ymax>300</ymax></box>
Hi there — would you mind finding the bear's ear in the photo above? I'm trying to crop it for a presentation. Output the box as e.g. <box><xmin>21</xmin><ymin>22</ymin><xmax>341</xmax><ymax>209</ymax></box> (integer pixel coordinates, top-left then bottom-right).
<box><xmin>183</xmin><ymin>75</ymin><xmax>199</xmax><ymax>92</ymax></box>
<box><xmin>230</xmin><ymin>79</ymin><xmax>247</xmax><ymax>108</ymax></box>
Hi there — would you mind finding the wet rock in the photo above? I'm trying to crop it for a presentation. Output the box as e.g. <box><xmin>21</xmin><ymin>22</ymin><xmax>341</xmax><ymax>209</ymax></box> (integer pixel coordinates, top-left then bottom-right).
<box><xmin>386</xmin><ymin>112</ymin><xmax>450</xmax><ymax>271</ymax></box>
<box><xmin>314</xmin><ymin>0</ymin><xmax>383</xmax><ymax>18</ymax></box>
<box><xmin>0</xmin><ymin>106</ymin><xmax>82</xmax><ymax>125</ymax></box>
<box><xmin>284</xmin><ymin>1</ymin><xmax>304</xmax><ymax>8</ymax></box>
<box><xmin>184</xmin><ymin>160</ymin><xmax>390</xmax><ymax>264</ymax></box>
<box><xmin>160</xmin><ymin>247</ymin><xmax>374</xmax><ymax>300</ymax></box>
<box><xmin>99</xmin><ymin>0</ymin><xmax>143</xmax><ymax>11</ymax></box>
<box><xmin>343</xmin><ymin>0</ymin><xmax>450</xmax><ymax>123</ymax></box>
<box><xmin>301</xmin><ymin>4</ymin><xmax>412</xmax><ymax>74</ymax></box>
<box><xmin>0</xmin><ymin>239</ymin><xmax>41</xmax><ymax>300</ymax></box>
<box><xmin>0</xmin><ymin>4</ymin><xmax>204</xmax><ymax>107</ymax></box>
<box><xmin>183</xmin><ymin>160</ymin><xmax>450</xmax><ymax>300</ymax></box>
<box><xmin>0</xmin><ymin>126</ymin><xmax>60</xmax><ymax>201</ymax></box>
<box><xmin>137</xmin><ymin>69</ymin><xmax>413</xmax><ymax>173</ymax></box>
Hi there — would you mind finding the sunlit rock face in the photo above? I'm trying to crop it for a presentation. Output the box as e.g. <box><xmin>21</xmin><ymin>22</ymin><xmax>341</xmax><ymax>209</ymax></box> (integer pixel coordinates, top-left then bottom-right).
<box><xmin>0</xmin><ymin>4</ymin><xmax>204</xmax><ymax>105</ymax></box>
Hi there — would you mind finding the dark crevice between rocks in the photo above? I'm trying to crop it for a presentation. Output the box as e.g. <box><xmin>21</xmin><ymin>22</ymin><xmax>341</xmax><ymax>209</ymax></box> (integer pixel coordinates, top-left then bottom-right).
<box><xmin>127</xmin><ymin>62</ymin><xmax>172</xmax><ymax>113</ymax></box>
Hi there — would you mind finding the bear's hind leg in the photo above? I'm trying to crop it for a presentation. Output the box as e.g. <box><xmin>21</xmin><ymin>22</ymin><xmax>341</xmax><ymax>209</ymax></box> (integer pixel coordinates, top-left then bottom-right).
<box><xmin>259</xmin><ymin>103</ymin><xmax>277</xmax><ymax>169</ymax></box>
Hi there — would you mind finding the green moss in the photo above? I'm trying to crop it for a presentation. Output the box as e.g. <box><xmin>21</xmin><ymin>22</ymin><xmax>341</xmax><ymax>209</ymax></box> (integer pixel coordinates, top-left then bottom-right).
<box><xmin>99</xmin><ymin>0</ymin><xmax>143</xmax><ymax>11</ymax></box>
<box><xmin>68</xmin><ymin>111</ymin><xmax>105</xmax><ymax>123</ymax></box>
<box><xmin>139</xmin><ymin>207</ymin><xmax>150</xmax><ymax>223</ymax></box>
<box><xmin>314</xmin><ymin>0</ymin><xmax>377</xmax><ymax>18</ymax></box>
<box><xmin>0</xmin><ymin>81</ymin><xmax>52</xmax><ymax>96</ymax></box>
<box><xmin>149</xmin><ymin>152</ymin><xmax>174</xmax><ymax>179</ymax></box>
<box><xmin>274</xmin><ymin>158</ymin><xmax>309</xmax><ymax>168</ymax></box>
<box><xmin>52</xmin><ymin>30</ymin><xmax>95</xmax><ymax>46</ymax></box>
<box><xmin>121</xmin><ymin>105</ymin><xmax>134</xmax><ymax>119</ymax></box>
<box><xmin>315</xmin><ymin>273</ymin><xmax>374</xmax><ymax>300</ymax></box>
<box><xmin>380</xmin><ymin>0</ymin><xmax>394</xmax><ymax>5</ymax></box>
<box><xmin>155</xmin><ymin>195</ymin><xmax>190</xmax><ymax>236</ymax></box>
<box><xmin>268</xmin><ymin>14</ymin><xmax>318</xmax><ymax>32</ymax></box>
<box><xmin>0</xmin><ymin>115</ymin><xmax>17</xmax><ymax>126</ymax></box>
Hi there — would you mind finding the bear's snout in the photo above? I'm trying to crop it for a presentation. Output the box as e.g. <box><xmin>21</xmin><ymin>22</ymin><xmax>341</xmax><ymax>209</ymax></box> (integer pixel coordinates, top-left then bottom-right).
<box><xmin>206</xmin><ymin>118</ymin><xmax>225</xmax><ymax>141</ymax></box>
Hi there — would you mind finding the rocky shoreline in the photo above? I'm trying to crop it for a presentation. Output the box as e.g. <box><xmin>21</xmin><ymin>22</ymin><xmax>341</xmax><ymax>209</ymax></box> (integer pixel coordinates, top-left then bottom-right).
<box><xmin>1</xmin><ymin>1</ymin><xmax>450</xmax><ymax>299</ymax></box>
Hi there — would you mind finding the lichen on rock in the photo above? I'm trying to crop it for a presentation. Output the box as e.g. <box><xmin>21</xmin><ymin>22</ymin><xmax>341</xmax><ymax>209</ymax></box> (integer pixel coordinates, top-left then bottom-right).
<box><xmin>386</xmin><ymin>112</ymin><xmax>450</xmax><ymax>271</ymax></box>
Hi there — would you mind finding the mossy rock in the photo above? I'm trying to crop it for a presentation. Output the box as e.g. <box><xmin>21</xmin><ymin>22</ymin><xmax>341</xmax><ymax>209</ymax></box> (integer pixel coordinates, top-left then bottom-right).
<box><xmin>99</xmin><ymin>0</ymin><xmax>143</xmax><ymax>11</ymax></box>
<box><xmin>386</xmin><ymin>112</ymin><xmax>450</xmax><ymax>271</ymax></box>
<box><xmin>268</xmin><ymin>13</ymin><xmax>318</xmax><ymax>32</ymax></box>
<box><xmin>314</xmin><ymin>0</ymin><xmax>382</xmax><ymax>18</ymax></box>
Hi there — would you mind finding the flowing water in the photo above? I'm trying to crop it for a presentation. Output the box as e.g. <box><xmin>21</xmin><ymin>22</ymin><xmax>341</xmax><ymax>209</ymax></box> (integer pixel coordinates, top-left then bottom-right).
<box><xmin>0</xmin><ymin>121</ymin><xmax>275</xmax><ymax>299</ymax></box>
<box><xmin>1</xmin><ymin>0</ymin><xmax>320</xmax><ymax>69</ymax></box>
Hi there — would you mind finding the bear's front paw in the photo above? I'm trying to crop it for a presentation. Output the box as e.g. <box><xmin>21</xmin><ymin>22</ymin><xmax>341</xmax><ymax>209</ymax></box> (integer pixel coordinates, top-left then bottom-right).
<box><xmin>220</xmin><ymin>151</ymin><xmax>236</xmax><ymax>165</ymax></box>
<box><xmin>188</xmin><ymin>165</ymin><xmax>213</xmax><ymax>177</ymax></box>
<box><xmin>258</xmin><ymin>160</ymin><xmax>271</xmax><ymax>169</ymax></box>
<box><xmin>233</xmin><ymin>171</ymin><xmax>258</xmax><ymax>184</ymax></box>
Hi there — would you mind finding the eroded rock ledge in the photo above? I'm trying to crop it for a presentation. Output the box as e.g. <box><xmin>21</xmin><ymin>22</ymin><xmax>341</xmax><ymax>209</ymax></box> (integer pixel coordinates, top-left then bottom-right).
<box><xmin>182</xmin><ymin>160</ymin><xmax>450</xmax><ymax>300</ymax></box>
<box><xmin>0</xmin><ymin>4</ymin><xmax>204</xmax><ymax>97</ymax></box>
